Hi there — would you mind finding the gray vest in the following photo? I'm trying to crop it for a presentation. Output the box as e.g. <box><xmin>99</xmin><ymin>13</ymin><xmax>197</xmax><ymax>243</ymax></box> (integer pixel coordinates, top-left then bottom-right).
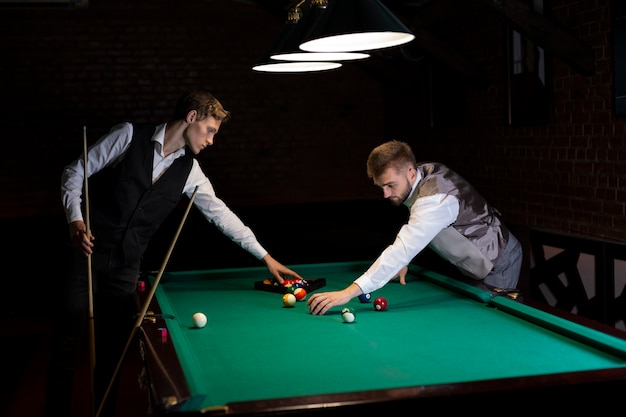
<box><xmin>408</xmin><ymin>163</ymin><xmax>509</xmax><ymax>279</ymax></box>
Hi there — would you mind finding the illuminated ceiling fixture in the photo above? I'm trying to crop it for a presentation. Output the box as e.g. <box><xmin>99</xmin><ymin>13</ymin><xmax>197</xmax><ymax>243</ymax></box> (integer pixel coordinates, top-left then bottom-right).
<box><xmin>252</xmin><ymin>61</ymin><xmax>342</xmax><ymax>73</ymax></box>
<box><xmin>299</xmin><ymin>0</ymin><xmax>415</xmax><ymax>53</ymax></box>
<box><xmin>252</xmin><ymin>0</ymin><xmax>368</xmax><ymax>73</ymax></box>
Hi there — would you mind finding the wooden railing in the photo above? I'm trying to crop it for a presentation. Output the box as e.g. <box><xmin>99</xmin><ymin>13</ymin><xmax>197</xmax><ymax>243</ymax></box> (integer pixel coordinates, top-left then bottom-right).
<box><xmin>527</xmin><ymin>229</ymin><xmax>626</xmax><ymax>330</ymax></box>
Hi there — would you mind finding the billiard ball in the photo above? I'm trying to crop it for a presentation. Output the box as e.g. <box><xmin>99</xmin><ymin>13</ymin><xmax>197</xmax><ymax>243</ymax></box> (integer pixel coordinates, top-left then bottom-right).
<box><xmin>192</xmin><ymin>312</ymin><xmax>208</xmax><ymax>328</ymax></box>
<box><xmin>293</xmin><ymin>287</ymin><xmax>307</xmax><ymax>301</ymax></box>
<box><xmin>341</xmin><ymin>307</ymin><xmax>356</xmax><ymax>323</ymax></box>
<box><xmin>282</xmin><ymin>293</ymin><xmax>296</xmax><ymax>307</ymax></box>
<box><xmin>358</xmin><ymin>293</ymin><xmax>372</xmax><ymax>303</ymax></box>
<box><xmin>373</xmin><ymin>297</ymin><xmax>388</xmax><ymax>311</ymax></box>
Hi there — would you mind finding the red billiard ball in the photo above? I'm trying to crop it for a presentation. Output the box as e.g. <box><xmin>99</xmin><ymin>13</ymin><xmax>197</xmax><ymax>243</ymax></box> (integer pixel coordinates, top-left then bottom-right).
<box><xmin>373</xmin><ymin>297</ymin><xmax>388</xmax><ymax>311</ymax></box>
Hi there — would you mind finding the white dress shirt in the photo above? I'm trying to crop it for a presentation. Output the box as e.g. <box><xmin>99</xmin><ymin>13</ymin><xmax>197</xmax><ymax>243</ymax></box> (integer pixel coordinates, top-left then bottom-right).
<box><xmin>60</xmin><ymin>122</ymin><xmax>268</xmax><ymax>260</ymax></box>
<box><xmin>354</xmin><ymin>170</ymin><xmax>460</xmax><ymax>294</ymax></box>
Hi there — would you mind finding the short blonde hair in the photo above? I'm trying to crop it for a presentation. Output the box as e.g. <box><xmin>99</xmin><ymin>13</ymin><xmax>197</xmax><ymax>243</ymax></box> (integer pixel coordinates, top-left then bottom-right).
<box><xmin>171</xmin><ymin>90</ymin><xmax>231</xmax><ymax>123</ymax></box>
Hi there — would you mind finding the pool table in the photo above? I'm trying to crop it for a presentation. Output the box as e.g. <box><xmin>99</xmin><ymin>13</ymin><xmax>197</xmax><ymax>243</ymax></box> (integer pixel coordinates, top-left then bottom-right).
<box><xmin>136</xmin><ymin>261</ymin><xmax>626</xmax><ymax>415</ymax></box>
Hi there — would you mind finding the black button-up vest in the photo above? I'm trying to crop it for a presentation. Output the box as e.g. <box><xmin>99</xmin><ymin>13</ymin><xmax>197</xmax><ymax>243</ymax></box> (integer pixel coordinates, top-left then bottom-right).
<box><xmin>87</xmin><ymin>124</ymin><xmax>194</xmax><ymax>263</ymax></box>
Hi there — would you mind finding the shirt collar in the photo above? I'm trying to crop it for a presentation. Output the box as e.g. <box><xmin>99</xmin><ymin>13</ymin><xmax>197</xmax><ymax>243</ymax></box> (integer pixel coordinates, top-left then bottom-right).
<box><xmin>153</xmin><ymin>123</ymin><xmax>186</xmax><ymax>157</ymax></box>
<box><xmin>403</xmin><ymin>166</ymin><xmax>422</xmax><ymax>208</ymax></box>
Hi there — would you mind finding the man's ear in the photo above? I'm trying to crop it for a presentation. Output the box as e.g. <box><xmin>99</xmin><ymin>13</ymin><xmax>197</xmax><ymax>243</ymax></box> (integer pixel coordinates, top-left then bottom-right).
<box><xmin>186</xmin><ymin>110</ymin><xmax>197</xmax><ymax>123</ymax></box>
<box><xmin>407</xmin><ymin>166</ymin><xmax>417</xmax><ymax>181</ymax></box>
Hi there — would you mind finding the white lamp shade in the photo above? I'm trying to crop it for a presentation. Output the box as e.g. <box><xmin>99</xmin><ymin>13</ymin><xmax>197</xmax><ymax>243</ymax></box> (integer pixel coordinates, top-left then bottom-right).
<box><xmin>299</xmin><ymin>0</ymin><xmax>415</xmax><ymax>53</ymax></box>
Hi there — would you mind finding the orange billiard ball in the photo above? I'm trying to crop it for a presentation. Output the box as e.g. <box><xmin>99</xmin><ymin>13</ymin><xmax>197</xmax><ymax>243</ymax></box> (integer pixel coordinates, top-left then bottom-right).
<box><xmin>293</xmin><ymin>288</ymin><xmax>307</xmax><ymax>301</ymax></box>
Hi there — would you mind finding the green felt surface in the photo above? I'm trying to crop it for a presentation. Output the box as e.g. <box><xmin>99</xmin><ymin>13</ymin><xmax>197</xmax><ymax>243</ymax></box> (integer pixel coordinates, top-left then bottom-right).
<box><xmin>150</xmin><ymin>261</ymin><xmax>626</xmax><ymax>412</ymax></box>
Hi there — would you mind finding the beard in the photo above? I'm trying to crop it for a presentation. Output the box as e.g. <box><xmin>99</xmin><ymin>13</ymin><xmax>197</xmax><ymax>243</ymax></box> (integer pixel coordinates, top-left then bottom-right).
<box><xmin>387</xmin><ymin>180</ymin><xmax>412</xmax><ymax>206</ymax></box>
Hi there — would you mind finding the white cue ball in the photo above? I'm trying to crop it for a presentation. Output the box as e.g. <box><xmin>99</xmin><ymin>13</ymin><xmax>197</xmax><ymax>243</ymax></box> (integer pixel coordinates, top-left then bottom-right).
<box><xmin>341</xmin><ymin>307</ymin><xmax>356</xmax><ymax>323</ymax></box>
<box><xmin>192</xmin><ymin>312</ymin><xmax>208</xmax><ymax>328</ymax></box>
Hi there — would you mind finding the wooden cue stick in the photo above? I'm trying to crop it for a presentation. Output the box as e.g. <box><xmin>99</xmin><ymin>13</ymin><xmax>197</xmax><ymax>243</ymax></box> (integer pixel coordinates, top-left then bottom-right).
<box><xmin>95</xmin><ymin>186</ymin><xmax>199</xmax><ymax>417</ymax></box>
<box><xmin>83</xmin><ymin>126</ymin><xmax>97</xmax><ymax>417</ymax></box>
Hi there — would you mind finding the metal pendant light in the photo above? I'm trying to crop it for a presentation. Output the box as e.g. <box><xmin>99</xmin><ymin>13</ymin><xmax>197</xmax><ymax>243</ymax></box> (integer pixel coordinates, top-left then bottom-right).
<box><xmin>253</xmin><ymin>1</ymin><xmax>367</xmax><ymax>73</ymax></box>
<box><xmin>299</xmin><ymin>0</ymin><xmax>415</xmax><ymax>53</ymax></box>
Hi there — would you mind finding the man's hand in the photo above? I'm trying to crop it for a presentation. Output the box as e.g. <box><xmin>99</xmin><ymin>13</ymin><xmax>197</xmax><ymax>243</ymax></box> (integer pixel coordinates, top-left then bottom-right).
<box><xmin>262</xmin><ymin>254</ymin><xmax>303</xmax><ymax>284</ymax></box>
<box><xmin>69</xmin><ymin>220</ymin><xmax>94</xmax><ymax>256</ymax></box>
<box><xmin>307</xmin><ymin>283</ymin><xmax>362</xmax><ymax>315</ymax></box>
<box><xmin>390</xmin><ymin>265</ymin><xmax>409</xmax><ymax>285</ymax></box>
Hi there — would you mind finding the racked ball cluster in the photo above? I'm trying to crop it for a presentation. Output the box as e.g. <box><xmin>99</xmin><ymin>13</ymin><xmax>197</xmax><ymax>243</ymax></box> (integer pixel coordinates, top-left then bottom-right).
<box><xmin>263</xmin><ymin>277</ymin><xmax>309</xmax><ymax>291</ymax></box>
<box><xmin>264</xmin><ymin>277</ymin><xmax>309</xmax><ymax>307</ymax></box>
<box><xmin>263</xmin><ymin>277</ymin><xmax>310</xmax><ymax>304</ymax></box>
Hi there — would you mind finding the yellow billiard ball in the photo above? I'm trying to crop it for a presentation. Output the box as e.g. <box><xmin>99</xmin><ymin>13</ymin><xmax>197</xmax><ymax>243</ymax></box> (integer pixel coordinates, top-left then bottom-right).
<box><xmin>282</xmin><ymin>293</ymin><xmax>296</xmax><ymax>307</ymax></box>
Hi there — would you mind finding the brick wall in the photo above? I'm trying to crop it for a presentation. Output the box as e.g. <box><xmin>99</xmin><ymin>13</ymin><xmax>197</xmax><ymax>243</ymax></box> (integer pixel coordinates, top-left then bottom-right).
<box><xmin>0</xmin><ymin>0</ymin><xmax>624</xmax><ymax>244</ymax></box>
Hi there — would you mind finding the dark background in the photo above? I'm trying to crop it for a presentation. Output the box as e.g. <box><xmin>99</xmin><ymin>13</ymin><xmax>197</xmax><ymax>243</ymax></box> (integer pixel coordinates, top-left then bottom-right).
<box><xmin>0</xmin><ymin>0</ymin><xmax>624</xmax><ymax>317</ymax></box>
<box><xmin>2</xmin><ymin>2</ymin><xmax>626</xmax><ymax>415</ymax></box>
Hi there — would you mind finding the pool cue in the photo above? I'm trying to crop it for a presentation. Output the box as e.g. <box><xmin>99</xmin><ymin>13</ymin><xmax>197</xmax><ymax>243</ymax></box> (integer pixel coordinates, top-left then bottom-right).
<box><xmin>83</xmin><ymin>126</ymin><xmax>97</xmax><ymax>417</ymax></box>
<box><xmin>95</xmin><ymin>186</ymin><xmax>199</xmax><ymax>417</ymax></box>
